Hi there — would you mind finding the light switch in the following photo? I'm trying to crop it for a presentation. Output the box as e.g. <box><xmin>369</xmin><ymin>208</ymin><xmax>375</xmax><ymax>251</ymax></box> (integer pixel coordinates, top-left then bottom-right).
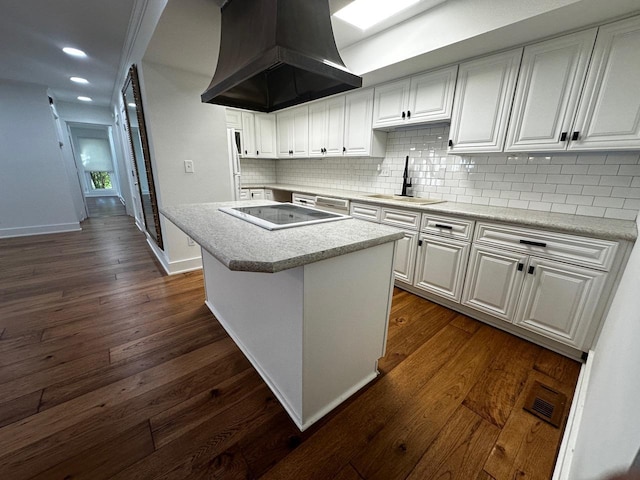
<box><xmin>184</xmin><ymin>160</ymin><xmax>194</xmax><ymax>173</ymax></box>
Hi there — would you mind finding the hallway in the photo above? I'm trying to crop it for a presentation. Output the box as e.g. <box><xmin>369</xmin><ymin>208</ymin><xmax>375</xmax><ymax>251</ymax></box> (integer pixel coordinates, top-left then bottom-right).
<box><xmin>86</xmin><ymin>196</ymin><xmax>127</xmax><ymax>217</ymax></box>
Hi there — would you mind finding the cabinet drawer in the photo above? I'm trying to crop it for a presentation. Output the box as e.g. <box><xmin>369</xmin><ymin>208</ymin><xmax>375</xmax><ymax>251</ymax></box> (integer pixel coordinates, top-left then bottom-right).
<box><xmin>381</xmin><ymin>208</ymin><xmax>420</xmax><ymax>230</ymax></box>
<box><xmin>421</xmin><ymin>214</ymin><xmax>474</xmax><ymax>241</ymax></box>
<box><xmin>350</xmin><ymin>203</ymin><xmax>381</xmax><ymax>222</ymax></box>
<box><xmin>474</xmin><ymin>222</ymin><xmax>618</xmax><ymax>271</ymax></box>
<box><xmin>292</xmin><ymin>193</ymin><xmax>316</xmax><ymax>207</ymax></box>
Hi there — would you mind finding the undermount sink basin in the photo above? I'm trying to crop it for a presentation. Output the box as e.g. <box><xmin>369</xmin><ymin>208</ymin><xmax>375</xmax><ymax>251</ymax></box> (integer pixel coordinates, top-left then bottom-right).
<box><xmin>366</xmin><ymin>194</ymin><xmax>445</xmax><ymax>205</ymax></box>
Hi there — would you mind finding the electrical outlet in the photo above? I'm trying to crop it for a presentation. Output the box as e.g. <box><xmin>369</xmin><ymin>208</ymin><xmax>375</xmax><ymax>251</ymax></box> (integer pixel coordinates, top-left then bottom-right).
<box><xmin>187</xmin><ymin>236</ymin><xmax>195</xmax><ymax>246</ymax></box>
<box><xmin>184</xmin><ymin>160</ymin><xmax>194</xmax><ymax>173</ymax></box>
<box><xmin>380</xmin><ymin>169</ymin><xmax>391</xmax><ymax>177</ymax></box>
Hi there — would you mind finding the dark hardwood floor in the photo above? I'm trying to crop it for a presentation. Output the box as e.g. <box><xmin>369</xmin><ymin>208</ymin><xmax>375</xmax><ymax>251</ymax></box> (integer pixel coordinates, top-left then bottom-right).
<box><xmin>86</xmin><ymin>196</ymin><xmax>127</xmax><ymax>217</ymax></box>
<box><xmin>0</xmin><ymin>215</ymin><xmax>580</xmax><ymax>479</ymax></box>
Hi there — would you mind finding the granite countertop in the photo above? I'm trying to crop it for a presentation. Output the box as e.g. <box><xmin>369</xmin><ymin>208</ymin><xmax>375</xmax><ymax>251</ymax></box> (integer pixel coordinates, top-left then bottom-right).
<box><xmin>242</xmin><ymin>183</ymin><xmax>638</xmax><ymax>242</ymax></box>
<box><xmin>161</xmin><ymin>201</ymin><xmax>405</xmax><ymax>273</ymax></box>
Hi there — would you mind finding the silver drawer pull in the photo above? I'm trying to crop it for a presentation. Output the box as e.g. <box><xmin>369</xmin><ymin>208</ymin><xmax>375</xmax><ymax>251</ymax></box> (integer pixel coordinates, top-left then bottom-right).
<box><xmin>520</xmin><ymin>239</ymin><xmax>547</xmax><ymax>248</ymax></box>
<box><xmin>434</xmin><ymin>223</ymin><xmax>453</xmax><ymax>230</ymax></box>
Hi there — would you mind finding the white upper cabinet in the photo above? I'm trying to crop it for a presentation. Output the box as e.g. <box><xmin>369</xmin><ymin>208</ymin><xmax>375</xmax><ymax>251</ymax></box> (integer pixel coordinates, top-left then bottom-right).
<box><xmin>254</xmin><ymin>113</ymin><xmax>278</xmax><ymax>158</ymax></box>
<box><xmin>241</xmin><ymin>111</ymin><xmax>256</xmax><ymax>158</ymax></box>
<box><xmin>225</xmin><ymin>109</ymin><xmax>243</xmax><ymax>130</ymax></box>
<box><xmin>344</xmin><ymin>89</ymin><xmax>387</xmax><ymax>157</ymax></box>
<box><xmin>372</xmin><ymin>66</ymin><xmax>458</xmax><ymax>129</ymax></box>
<box><xmin>372</xmin><ymin>79</ymin><xmax>411</xmax><ymax>127</ymax></box>
<box><xmin>449</xmin><ymin>48</ymin><xmax>522</xmax><ymax>153</ymax></box>
<box><xmin>308</xmin><ymin>96</ymin><xmax>345</xmax><ymax>157</ymax></box>
<box><xmin>570</xmin><ymin>15</ymin><xmax>640</xmax><ymax>151</ymax></box>
<box><xmin>277</xmin><ymin>106</ymin><xmax>308</xmax><ymax>158</ymax></box>
<box><xmin>448</xmin><ymin>48</ymin><xmax>523</xmax><ymax>153</ymax></box>
<box><xmin>505</xmin><ymin>29</ymin><xmax>598</xmax><ymax>152</ymax></box>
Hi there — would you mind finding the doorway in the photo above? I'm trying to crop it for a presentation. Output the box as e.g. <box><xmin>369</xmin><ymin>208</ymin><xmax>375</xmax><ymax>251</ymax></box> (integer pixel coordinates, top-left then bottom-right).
<box><xmin>68</xmin><ymin>124</ymin><xmax>126</xmax><ymax>217</ymax></box>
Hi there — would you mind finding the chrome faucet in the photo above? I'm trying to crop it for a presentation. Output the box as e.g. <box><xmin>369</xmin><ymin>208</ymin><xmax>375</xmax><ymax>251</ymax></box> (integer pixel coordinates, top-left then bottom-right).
<box><xmin>401</xmin><ymin>155</ymin><xmax>412</xmax><ymax>197</ymax></box>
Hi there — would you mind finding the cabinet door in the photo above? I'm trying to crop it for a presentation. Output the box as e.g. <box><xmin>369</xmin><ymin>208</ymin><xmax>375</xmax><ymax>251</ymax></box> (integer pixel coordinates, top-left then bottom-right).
<box><xmin>414</xmin><ymin>235</ymin><xmax>470</xmax><ymax>303</ymax></box>
<box><xmin>505</xmin><ymin>29</ymin><xmax>597</xmax><ymax>152</ymax></box>
<box><xmin>372</xmin><ymin>79</ymin><xmax>410</xmax><ymax>128</ymax></box>
<box><xmin>276</xmin><ymin>110</ymin><xmax>293</xmax><ymax>157</ymax></box>
<box><xmin>448</xmin><ymin>49</ymin><xmax>522</xmax><ymax>153</ymax></box>
<box><xmin>241</xmin><ymin>112</ymin><xmax>256</xmax><ymax>157</ymax></box>
<box><xmin>570</xmin><ymin>16</ymin><xmax>640</xmax><ymax>150</ymax></box>
<box><xmin>393</xmin><ymin>230</ymin><xmax>418</xmax><ymax>285</ymax></box>
<box><xmin>254</xmin><ymin>114</ymin><xmax>277</xmax><ymax>158</ymax></box>
<box><xmin>514</xmin><ymin>257</ymin><xmax>606</xmax><ymax>349</ymax></box>
<box><xmin>406</xmin><ymin>65</ymin><xmax>458</xmax><ymax>124</ymax></box>
<box><xmin>225</xmin><ymin>108</ymin><xmax>242</xmax><ymax>129</ymax></box>
<box><xmin>308</xmin><ymin>101</ymin><xmax>326</xmax><ymax>157</ymax></box>
<box><xmin>462</xmin><ymin>245</ymin><xmax>526</xmax><ymax>321</ymax></box>
<box><xmin>343</xmin><ymin>89</ymin><xmax>374</xmax><ymax>156</ymax></box>
<box><xmin>325</xmin><ymin>96</ymin><xmax>345</xmax><ymax>156</ymax></box>
<box><xmin>291</xmin><ymin>106</ymin><xmax>309</xmax><ymax>157</ymax></box>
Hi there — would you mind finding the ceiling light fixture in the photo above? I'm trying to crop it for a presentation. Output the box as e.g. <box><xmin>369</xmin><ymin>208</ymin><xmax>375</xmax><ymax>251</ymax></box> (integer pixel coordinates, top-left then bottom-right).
<box><xmin>127</xmin><ymin>102</ymin><xmax>137</xmax><ymax>108</ymax></box>
<box><xmin>333</xmin><ymin>0</ymin><xmax>421</xmax><ymax>30</ymax></box>
<box><xmin>70</xmin><ymin>76</ymin><xmax>89</xmax><ymax>84</ymax></box>
<box><xmin>63</xmin><ymin>47</ymin><xmax>87</xmax><ymax>58</ymax></box>
<box><xmin>77</xmin><ymin>96</ymin><xmax>93</xmax><ymax>102</ymax></box>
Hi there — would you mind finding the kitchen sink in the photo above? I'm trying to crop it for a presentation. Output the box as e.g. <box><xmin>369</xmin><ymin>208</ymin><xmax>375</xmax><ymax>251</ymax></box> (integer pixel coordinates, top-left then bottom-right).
<box><xmin>366</xmin><ymin>194</ymin><xmax>445</xmax><ymax>205</ymax></box>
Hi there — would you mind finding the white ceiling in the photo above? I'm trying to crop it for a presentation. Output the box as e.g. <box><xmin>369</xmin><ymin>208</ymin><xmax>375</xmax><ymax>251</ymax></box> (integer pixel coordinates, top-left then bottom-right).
<box><xmin>0</xmin><ymin>0</ymin><xmax>135</xmax><ymax>107</ymax></box>
<box><xmin>1</xmin><ymin>0</ymin><xmax>638</xmax><ymax>110</ymax></box>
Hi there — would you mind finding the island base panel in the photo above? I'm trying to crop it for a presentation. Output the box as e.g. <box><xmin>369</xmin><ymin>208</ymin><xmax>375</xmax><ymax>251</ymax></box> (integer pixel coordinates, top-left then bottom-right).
<box><xmin>202</xmin><ymin>242</ymin><xmax>395</xmax><ymax>430</ymax></box>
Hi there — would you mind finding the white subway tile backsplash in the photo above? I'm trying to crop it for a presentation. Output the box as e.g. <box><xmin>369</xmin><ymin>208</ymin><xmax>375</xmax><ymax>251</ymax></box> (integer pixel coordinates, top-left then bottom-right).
<box><xmin>520</xmin><ymin>192</ymin><xmax>543</xmax><ymax>202</ymax></box>
<box><xmin>566</xmin><ymin>195</ymin><xmax>594</xmax><ymax>206</ymax></box>
<box><xmin>576</xmin><ymin>154</ymin><xmax>607</xmax><ymax>165</ymax></box>
<box><xmin>604</xmin><ymin>208</ymin><xmax>637</xmax><ymax>220</ymax></box>
<box><xmin>571</xmin><ymin>175</ymin><xmax>601</xmax><ymax>185</ymax></box>
<box><xmin>562</xmin><ymin>165</ymin><xmax>589</xmax><ymax>174</ymax></box>
<box><xmin>551</xmin><ymin>204</ymin><xmax>578</xmax><ymax>214</ymax></box>
<box><xmin>612</xmin><ymin>187</ymin><xmax>640</xmax><ymax>199</ymax></box>
<box><xmin>557</xmin><ymin>185</ymin><xmax>584</xmax><ymax>195</ymax></box>
<box><xmin>529</xmin><ymin>202</ymin><xmax>552</xmax><ymax>212</ymax></box>
<box><xmin>576</xmin><ymin>205</ymin><xmax>606</xmax><ymax>217</ymax></box>
<box><xmin>581</xmin><ymin>186</ymin><xmax>613</xmax><ymax>196</ymax></box>
<box><xmin>532</xmin><ymin>184</ymin><xmax>557</xmax><ymax>193</ymax></box>
<box><xmin>599</xmin><ymin>176</ymin><xmax>632</xmax><ymax>187</ymax></box>
<box><xmin>619</xmin><ymin>165</ymin><xmax>640</xmax><ymax>176</ymax></box>
<box><xmin>271</xmin><ymin>125</ymin><xmax>639</xmax><ymax>220</ymax></box>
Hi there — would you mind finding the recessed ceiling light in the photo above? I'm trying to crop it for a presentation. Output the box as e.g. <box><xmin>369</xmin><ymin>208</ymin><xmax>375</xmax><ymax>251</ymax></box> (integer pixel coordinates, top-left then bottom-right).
<box><xmin>77</xmin><ymin>96</ymin><xmax>93</xmax><ymax>102</ymax></box>
<box><xmin>70</xmin><ymin>77</ymin><xmax>89</xmax><ymax>84</ymax></box>
<box><xmin>333</xmin><ymin>0</ymin><xmax>420</xmax><ymax>30</ymax></box>
<box><xmin>127</xmin><ymin>102</ymin><xmax>137</xmax><ymax>108</ymax></box>
<box><xmin>63</xmin><ymin>47</ymin><xmax>87</xmax><ymax>58</ymax></box>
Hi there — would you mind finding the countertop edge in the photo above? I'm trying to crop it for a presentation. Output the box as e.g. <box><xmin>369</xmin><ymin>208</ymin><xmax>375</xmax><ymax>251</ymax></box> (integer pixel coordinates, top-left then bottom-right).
<box><xmin>161</xmin><ymin>202</ymin><xmax>405</xmax><ymax>273</ymax></box>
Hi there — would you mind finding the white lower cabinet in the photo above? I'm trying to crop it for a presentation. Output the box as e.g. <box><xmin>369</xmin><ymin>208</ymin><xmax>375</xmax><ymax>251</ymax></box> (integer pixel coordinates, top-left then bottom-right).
<box><xmin>514</xmin><ymin>257</ymin><xmax>606</xmax><ymax>348</ymax></box>
<box><xmin>462</xmin><ymin>245</ymin><xmax>526</xmax><ymax>321</ymax></box>
<box><xmin>414</xmin><ymin>234</ymin><xmax>470</xmax><ymax>302</ymax></box>
<box><xmin>461</xmin><ymin>223</ymin><xmax>614</xmax><ymax>350</ymax></box>
<box><xmin>393</xmin><ymin>230</ymin><xmax>418</xmax><ymax>284</ymax></box>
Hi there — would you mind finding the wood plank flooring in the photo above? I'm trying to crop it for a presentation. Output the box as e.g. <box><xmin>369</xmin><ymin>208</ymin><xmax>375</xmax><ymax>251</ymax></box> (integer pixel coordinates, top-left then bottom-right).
<box><xmin>86</xmin><ymin>196</ymin><xmax>127</xmax><ymax>217</ymax></box>
<box><xmin>0</xmin><ymin>215</ymin><xmax>581</xmax><ymax>479</ymax></box>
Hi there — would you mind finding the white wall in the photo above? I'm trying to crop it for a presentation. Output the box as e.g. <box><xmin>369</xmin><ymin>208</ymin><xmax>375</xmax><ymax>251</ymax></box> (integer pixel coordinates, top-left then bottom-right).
<box><xmin>569</xmin><ymin>214</ymin><xmax>640</xmax><ymax>479</ymax></box>
<box><xmin>0</xmin><ymin>80</ymin><xmax>79</xmax><ymax>237</ymax></box>
<box><xmin>140</xmin><ymin>60</ymin><xmax>232</xmax><ymax>273</ymax></box>
<box><xmin>343</xmin><ymin>0</ymin><xmax>640</xmax><ymax>86</ymax></box>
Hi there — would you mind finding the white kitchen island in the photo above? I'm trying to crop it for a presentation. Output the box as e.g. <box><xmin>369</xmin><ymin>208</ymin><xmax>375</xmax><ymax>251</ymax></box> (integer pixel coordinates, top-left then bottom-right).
<box><xmin>162</xmin><ymin>201</ymin><xmax>404</xmax><ymax>430</ymax></box>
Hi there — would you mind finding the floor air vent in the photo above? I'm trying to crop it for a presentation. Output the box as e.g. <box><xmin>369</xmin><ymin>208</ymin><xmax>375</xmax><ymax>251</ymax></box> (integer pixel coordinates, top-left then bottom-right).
<box><xmin>523</xmin><ymin>381</ymin><xmax>567</xmax><ymax>428</ymax></box>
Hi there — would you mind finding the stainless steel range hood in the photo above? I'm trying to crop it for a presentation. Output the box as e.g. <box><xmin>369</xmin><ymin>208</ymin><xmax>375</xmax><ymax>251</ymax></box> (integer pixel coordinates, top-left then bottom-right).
<box><xmin>202</xmin><ymin>0</ymin><xmax>362</xmax><ymax>113</ymax></box>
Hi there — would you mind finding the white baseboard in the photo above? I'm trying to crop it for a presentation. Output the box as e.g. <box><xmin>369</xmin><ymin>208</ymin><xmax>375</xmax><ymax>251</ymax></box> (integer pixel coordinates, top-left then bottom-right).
<box><xmin>0</xmin><ymin>222</ymin><xmax>81</xmax><ymax>239</ymax></box>
<box><xmin>145</xmin><ymin>236</ymin><xmax>202</xmax><ymax>275</ymax></box>
<box><xmin>553</xmin><ymin>349</ymin><xmax>595</xmax><ymax>480</ymax></box>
